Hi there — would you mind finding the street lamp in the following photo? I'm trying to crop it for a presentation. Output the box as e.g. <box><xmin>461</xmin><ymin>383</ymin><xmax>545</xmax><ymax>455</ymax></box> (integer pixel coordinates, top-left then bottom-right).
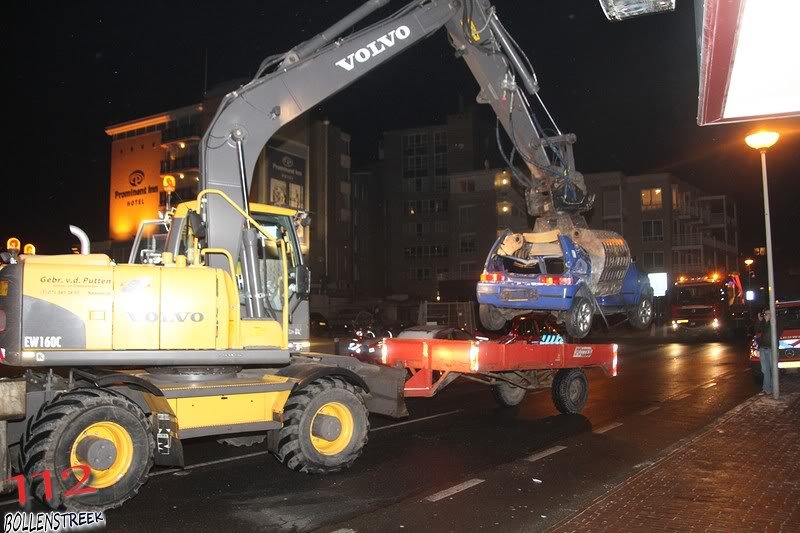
<box><xmin>745</xmin><ymin>130</ymin><xmax>780</xmax><ymax>399</ymax></box>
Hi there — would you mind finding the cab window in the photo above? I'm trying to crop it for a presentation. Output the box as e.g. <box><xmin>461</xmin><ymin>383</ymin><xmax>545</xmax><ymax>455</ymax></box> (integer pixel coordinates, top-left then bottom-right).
<box><xmin>130</xmin><ymin>220</ymin><xmax>169</xmax><ymax>264</ymax></box>
<box><xmin>250</xmin><ymin>213</ymin><xmax>301</xmax><ymax>313</ymax></box>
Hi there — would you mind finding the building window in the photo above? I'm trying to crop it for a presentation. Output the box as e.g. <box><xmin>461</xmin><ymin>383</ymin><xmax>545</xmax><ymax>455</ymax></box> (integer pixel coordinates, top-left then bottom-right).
<box><xmin>407</xmin><ymin>267</ymin><xmax>431</xmax><ymax>281</ymax></box>
<box><xmin>671</xmin><ymin>184</ymin><xmax>682</xmax><ymax>209</ymax></box>
<box><xmin>457</xmin><ymin>179</ymin><xmax>476</xmax><ymax>193</ymax></box>
<box><xmin>459</xmin><ymin>205</ymin><xmax>476</xmax><ymax>225</ymax></box>
<box><xmin>603</xmin><ymin>189</ymin><xmax>620</xmax><ymax>217</ymax></box>
<box><xmin>642</xmin><ymin>251</ymin><xmax>664</xmax><ymax>270</ymax></box>
<box><xmin>642</xmin><ymin>220</ymin><xmax>664</xmax><ymax>242</ymax></box>
<box><xmin>459</xmin><ymin>262</ymin><xmax>477</xmax><ymax>275</ymax></box>
<box><xmin>604</xmin><ymin>219</ymin><xmax>621</xmax><ymax>233</ymax></box>
<box><xmin>434</xmin><ymin>220</ymin><xmax>449</xmax><ymax>234</ymax></box>
<box><xmin>459</xmin><ymin>234</ymin><xmax>476</xmax><ymax>254</ymax></box>
<box><xmin>641</xmin><ymin>188</ymin><xmax>663</xmax><ymax>211</ymax></box>
<box><xmin>434</xmin><ymin>152</ymin><xmax>447</xmax><ymax>175</ymax></box>
<box><xmin>434</xmin><ymin>176</ymin><xmax>449</xmax><ymax>192</ymax></box>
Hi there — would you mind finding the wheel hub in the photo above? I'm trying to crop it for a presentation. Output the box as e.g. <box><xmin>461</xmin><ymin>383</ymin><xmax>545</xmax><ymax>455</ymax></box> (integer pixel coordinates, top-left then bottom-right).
<box><xmin>70</xmin><ymin>421</ymin><xmax>134</xmax><ymax>489</ymax></box>
<box><xmin>74</xmin><ymin>436</ymin><xmax>117</xmax><ymax>471</ymax></box>
<box><xmin>312</xmin><ymin>414</ymin><xmax>343</xmax><ymax>441</ymax></box>
<box><xmin>310</xmin><ymin>402</ymin><xmax>354</xmax><ymax>456</ymax></box>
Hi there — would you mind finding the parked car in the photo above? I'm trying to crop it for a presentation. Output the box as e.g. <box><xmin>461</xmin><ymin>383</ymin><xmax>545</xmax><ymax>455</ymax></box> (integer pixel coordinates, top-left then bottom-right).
<box><xmin>750</xmin><ymin>300</ymin><xmax>800</xmax><ymax>382</ymax></box>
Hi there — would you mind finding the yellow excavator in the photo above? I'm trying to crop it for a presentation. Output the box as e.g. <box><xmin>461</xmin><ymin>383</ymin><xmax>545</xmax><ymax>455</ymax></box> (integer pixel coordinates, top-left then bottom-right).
<box><xmin>0</xmin><ymin>0</ymin><xmax>673</xmax><ymax>511</ymax></box>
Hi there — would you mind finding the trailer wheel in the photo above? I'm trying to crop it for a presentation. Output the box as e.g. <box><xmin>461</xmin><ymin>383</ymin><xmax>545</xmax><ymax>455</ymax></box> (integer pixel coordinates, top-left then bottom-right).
<box><xmin>551</xmin><ymin>368</ymin><xmax>588</xmax><ymax>414</ymax></box>
<box><xmin>19</xmin><ymin>388</ymin><xmax>153</xmax><ymax>511</ymax></box>
<box><xmin>275</xmin><ymin>376</ymin><xmax>369</xmax><ymax>474</ymax></box>
<box><xmin>479</xmin><ymin>304</ymin><xmax>507</xmax><ymax>331</ymax></box>
<box><xmin>492</xmin><ymin>382</ymin><xmax>527</xmax><ymax>407</ymax></box>
<box><xmin>565</xmin><ymin>297</ymin><xmax>593</xmax><ymax>339</ymax></box>
<box><xmin>627</xmin><ymin>295</ymin><xmax>653</xmax><ymax>330</ymax></box>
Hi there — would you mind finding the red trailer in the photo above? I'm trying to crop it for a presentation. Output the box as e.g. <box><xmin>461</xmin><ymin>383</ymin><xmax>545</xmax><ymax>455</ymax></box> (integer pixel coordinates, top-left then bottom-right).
<box><xmin>379</xmin><ymin>332</ymin><xmax>618</xmax><ymax>413</ymax></box>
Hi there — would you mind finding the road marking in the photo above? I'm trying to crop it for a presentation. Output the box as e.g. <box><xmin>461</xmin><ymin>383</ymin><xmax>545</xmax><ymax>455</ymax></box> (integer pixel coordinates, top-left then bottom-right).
<box><xmin>151</xmin><ymin>450</ymin><xmax>270</xmax><ymax>477</ymax></box>
<box><xmin>525</xmin><ymin>445</ymin><xmax>567</xmax><ymax>462</ymax></box>
<box><xmin>148</xmin><ymin>410</ymin><xmax>462</xmax><ymax>477</ymax></box>
<box><xmin>638</xmin><ymin>406</ymin><xmax>660</xmax><ymax>415</ymax></box>
<box><xmin>593</xmin><ymin>422</ymin><xmax>623</xmax><ymax>434</ymax></box>
<box><xmin>425</xmin><ymin>478</ymin><xmax>485</xmax><ymax>502</ymax></box>
<box><xmin>371</xmin><ymin>409</ymin><xmax>462</xmax><ymax>433</ymax></box>
<box><xmin>702</xmin><ymin>382</ymin><xmax>717</xmax><ymax>389</ymax></box>
<box><xmin>673</xmin><ymin>392</ymin><xmax>691</xmax><ymax>401</ymax></box>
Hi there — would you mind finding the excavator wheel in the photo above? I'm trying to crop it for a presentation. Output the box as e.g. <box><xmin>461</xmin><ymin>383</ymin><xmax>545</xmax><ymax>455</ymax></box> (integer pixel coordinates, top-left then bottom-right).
<box><xmin>274</xmin><ymin>376</ymin><xmax>368</xmax><ymax>474</ymax></box>
<box><xmin>19</xmin><ymin>388</ymin><xmax>154</xmax><ymax>511</ymax></box>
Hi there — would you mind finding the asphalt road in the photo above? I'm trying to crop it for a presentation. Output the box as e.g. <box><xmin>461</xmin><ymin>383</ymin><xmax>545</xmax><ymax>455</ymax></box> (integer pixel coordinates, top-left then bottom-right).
<box><xmin>0</xmin><ymin>336</ymin><xmax>760</xmax><ymax>532</ymax></box>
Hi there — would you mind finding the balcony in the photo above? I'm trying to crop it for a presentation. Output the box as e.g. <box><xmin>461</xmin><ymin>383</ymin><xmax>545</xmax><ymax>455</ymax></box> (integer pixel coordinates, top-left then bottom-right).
<box><xmin>671</xmin><ymin>263</ymin><xmax>707</xmax><ymax>276</ymax></box>
<box><xmin>161</xmin><ymin>154</ymin><xmax>199</xmax><ymax>175</ymax></box>
<box><xmin>437</xmin><ymin>271</ymin><xmax>479</xmax><ymax>281</ymax></box>
<box><xmin>707</xmin><ymin>213</ymin><xmax>736</xmax><ymax>227</ymax></box>
<box><xmin>672</xmin><ymin>233</ymin><xmax>737</xmax><ymax>254</ymax></box>
<box><xmin>161</xmin><ymin>121</ymin><xmax>202</xmax><ymax>146</ymax></box>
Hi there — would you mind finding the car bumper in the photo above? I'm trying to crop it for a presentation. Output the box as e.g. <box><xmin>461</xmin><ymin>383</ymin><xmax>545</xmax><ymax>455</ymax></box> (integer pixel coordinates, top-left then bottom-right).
<box><xmin>477</xmin><ymin>282</ymin><xmax>576</xmax><ymax>311</ymax></box>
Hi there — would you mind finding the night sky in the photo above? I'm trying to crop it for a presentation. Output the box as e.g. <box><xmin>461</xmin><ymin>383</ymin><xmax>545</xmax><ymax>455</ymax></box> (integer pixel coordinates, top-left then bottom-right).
<box><xmin>8</xmin><ymin>0</ymin><xmax>799</xmax><ymax>257</ymax></box>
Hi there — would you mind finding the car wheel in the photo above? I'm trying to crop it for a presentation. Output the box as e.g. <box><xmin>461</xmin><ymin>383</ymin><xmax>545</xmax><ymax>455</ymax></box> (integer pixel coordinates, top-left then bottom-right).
<box><xmin>565</xmin><ymin>297</ymin><xmax>593</xmax><ymax>339</ymax></box>
<box><xmin>479</xmin><ymin>304</ymin><xmax>506</xmax><ymax>331</ymax></box>
<box><xmin>628</xmin><ymin>295</ymin><xmax>653</xmax><ymax>330</ymax></box>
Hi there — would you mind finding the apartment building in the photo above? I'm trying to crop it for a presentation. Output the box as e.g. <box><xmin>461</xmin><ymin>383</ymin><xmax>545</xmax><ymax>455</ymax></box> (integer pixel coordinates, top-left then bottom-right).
<box><xmin>584</xmin><ymin>172</ymin><xmax>738</xmax><ymax>281</ymax></box>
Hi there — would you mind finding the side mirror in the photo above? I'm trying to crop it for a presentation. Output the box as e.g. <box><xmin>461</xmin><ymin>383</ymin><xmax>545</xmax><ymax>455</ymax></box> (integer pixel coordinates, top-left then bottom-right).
<box><xmin>294</xmin><ymin>265</ymin><xmax>310</xmax><ymax>296</ymax></box>
<box><xmin>187</xmin><ymin>211</ymin><xmax>206</xmax><ymax>240</ymax></box>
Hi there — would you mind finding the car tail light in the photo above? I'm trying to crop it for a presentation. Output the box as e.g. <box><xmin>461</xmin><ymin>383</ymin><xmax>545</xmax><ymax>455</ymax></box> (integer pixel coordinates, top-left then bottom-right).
<box><xmin>612</xmin><ymin>343</ymin><xmax>619</xmax><ymax>377</ymax></box>
<box><xmin>539</xmin><ymin>275</ymin><xmax>573</xmax><ymax>285</ymax></box>
<box><xmin>480</xmin><ymin>272</ymin><xmax>505</xmax><ymax>283</ymax></box>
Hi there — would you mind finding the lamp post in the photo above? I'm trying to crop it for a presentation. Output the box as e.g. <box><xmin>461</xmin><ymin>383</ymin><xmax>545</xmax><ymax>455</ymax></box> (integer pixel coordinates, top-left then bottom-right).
<box><xmin>745</xmin><ymin>131</ymin><xmax>780</xmax><ymax>400</ymax></box>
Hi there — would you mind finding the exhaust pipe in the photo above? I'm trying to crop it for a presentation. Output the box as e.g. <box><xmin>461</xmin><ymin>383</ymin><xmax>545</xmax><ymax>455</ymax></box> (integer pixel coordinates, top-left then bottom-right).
<box><xmin>69</xmin><ymin>225</ymin><xmax>90</xmax><ymax>255</ymax></box>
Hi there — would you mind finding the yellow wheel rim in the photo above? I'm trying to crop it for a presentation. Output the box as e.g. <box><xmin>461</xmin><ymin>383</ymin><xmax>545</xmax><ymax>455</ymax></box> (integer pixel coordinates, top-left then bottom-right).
<box><xmin>70</xmin><ymin>421</ymin><xmax>134</xmax><ymax>489</ymax></box>
<box><xmin>310</xmin><ymin>402</ymin><xmax>354</xmax><ymax>456</ymax></box>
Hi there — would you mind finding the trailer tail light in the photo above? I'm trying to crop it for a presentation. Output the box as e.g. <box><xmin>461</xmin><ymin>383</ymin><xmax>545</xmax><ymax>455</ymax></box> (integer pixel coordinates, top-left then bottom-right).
<box><xmin>469</xmin><ymin>343</ymin><xmax>480</xmax><ymax>372</ymax></box>
<box><xmin>612</xmin><ymin>343</ymin><xmax>618</xmax><ymax>377</ymax></box>
<box><xmin>480</xmin><ymin>272</ymin><xmax>505</xmax><ymax>283</ymax></box>
<box><xmin>380</xmin><ymin>342</ymin><xmax>388</xmax><ymax>365</ymax></box>
<box><xmin>539</xmin><ymin>275</ymin><xmax>573</xmax><ymax>285</ymax></box>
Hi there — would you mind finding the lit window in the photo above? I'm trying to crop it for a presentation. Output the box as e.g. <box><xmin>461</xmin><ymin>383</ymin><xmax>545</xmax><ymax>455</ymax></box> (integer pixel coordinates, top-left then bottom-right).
<box><xmin>641</xmin><ymin>188</ymin><xmax>663</xmax><ymax>210</ymax></box>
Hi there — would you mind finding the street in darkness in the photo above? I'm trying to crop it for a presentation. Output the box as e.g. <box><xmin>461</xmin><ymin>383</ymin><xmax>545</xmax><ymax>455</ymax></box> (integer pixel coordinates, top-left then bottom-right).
<box><xmin>0</xmin><ymin>337</ymin><xmax>761</xmax><ymax>532</ymax></box>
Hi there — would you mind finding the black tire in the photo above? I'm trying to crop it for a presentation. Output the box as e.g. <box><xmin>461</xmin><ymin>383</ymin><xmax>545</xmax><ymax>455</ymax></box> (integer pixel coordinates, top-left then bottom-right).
<box><xmin>565</xmin><ymin>297</ymin><xmax>593</xmax><ymax>339</ymax></box>
<box><xmin>551</xmin><ymin>368</ymin><xmax>589</xmax><ymax>414</ymax></box>
<box><xmin>274</xmin><ymin>377</ymin><xmax>369</xmax><ymax>474</ymax></box>
<box><xmin>492</xmin><ymin>382</ymin><xmax>527</xmax><ymax>407</ymax></box>
<box><xmin>19</xmin><ymin>388</ymin><xmax>153</xmax><ymax>511</ymax></box>
<box><xmin>627</xmin><ymin>294</ymin><xmax>654</xmax><ymax>330</ymax></box>
<box><xmin>479</xmin><ymin>304</ymin><xmax>507</xmax><ymax>331</ymax></box>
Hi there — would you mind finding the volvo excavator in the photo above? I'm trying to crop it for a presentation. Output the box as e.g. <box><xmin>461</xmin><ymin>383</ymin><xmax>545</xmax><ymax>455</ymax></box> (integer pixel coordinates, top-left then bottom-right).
<box><xmin>0</xmin><ymin>0</ymin><xmax>674</xmax><ymax>511</ymax></box>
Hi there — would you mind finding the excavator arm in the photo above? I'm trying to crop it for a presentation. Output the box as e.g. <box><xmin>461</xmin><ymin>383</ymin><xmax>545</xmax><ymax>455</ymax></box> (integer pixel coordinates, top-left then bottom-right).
<box><xmin>195</xmin><ymin>0</ymin><xmax>674</xmax><ymax>318</ymax></box>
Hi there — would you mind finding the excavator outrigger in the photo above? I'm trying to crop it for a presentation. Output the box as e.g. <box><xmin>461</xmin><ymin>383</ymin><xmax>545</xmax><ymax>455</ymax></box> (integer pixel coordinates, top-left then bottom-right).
<box><xmin>0</xmin><ymin>0</ymin><xmax>673</xmax><ymax>511</ymax></box>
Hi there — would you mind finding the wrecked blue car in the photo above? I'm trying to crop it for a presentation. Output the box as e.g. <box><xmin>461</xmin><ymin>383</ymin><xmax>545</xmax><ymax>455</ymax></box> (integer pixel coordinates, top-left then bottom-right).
<box><xmin>477</xmin><ymin>218</ymin><xmax>653</xmax><ymax>339</ymax></box>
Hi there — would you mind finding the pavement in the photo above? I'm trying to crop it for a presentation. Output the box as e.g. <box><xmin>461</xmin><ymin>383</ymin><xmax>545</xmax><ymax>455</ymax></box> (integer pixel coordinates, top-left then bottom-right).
<box><xmin>553</xmin><ymin>377</ymin><xmax>800</xmax><ymax>533</ymax></box>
